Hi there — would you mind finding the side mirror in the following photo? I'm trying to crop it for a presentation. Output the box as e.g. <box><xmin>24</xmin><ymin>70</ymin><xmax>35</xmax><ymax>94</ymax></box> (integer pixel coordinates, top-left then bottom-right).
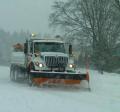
<box><xmin>69</xmin><ymin>44</ymin><xmax>72</xmax><ymax>55</ymax></box>
<box><xmin>24</xmin><ymin>43</ymin><xmax>28</xmax><ymax>54</ymax></box>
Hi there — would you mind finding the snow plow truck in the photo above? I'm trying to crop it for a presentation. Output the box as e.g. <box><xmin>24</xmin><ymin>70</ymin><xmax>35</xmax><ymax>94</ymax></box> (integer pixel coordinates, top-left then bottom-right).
<box><xmin>10</xmin><ymin>34</ymin><xmax>90</xmax><ymax>90</ymax></box>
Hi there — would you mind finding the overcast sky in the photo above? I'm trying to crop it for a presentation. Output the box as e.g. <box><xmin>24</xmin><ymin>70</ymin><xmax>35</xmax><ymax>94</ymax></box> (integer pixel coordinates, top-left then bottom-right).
<box><xmin>0</xmin><ymin>0</ymin><xmax>56</xmax><ymax>34</ymax></box>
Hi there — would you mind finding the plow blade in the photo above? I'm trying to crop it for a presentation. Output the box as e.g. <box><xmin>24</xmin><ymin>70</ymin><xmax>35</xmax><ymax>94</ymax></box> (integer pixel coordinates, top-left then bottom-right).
<box><xmin>30</xmin><ymin>71</ymin><xmax>89</xmax><ymax>85</ymax></box>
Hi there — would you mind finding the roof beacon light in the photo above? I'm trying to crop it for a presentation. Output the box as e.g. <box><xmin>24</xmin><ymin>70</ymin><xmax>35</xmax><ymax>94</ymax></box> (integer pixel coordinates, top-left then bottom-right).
<box><xmin>31</xmin><ymin>33</ymin><xmax>36</xmax><ymax>37</ymax></box>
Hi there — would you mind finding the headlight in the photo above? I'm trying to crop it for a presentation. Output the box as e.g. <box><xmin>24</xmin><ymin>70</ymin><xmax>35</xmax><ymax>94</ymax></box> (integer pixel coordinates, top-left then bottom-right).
<box><xmin>35</xmin><ymin>62</ymin><xmax>44</xmax><ymax>68</ymax></box>
<box><xmin>39</xmin><ymin>63</ymin><xmax>43</xmax><ymax>68</ymax></box>
<box><xmin>69</xmin><ymin>64</ymin><xmax>74</xmax><ymax>68</ymax></box>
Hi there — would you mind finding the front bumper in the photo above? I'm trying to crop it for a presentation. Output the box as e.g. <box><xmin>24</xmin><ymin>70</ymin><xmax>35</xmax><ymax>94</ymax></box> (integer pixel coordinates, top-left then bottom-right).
<box><xmin>30</xmin><ymin>71</ymin><xmax>88</xmax><ymax>80</ymax></box>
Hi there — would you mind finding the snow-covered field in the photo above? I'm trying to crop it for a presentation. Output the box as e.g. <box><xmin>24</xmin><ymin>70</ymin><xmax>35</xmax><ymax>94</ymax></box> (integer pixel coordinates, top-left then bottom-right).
<box><xmin>0</xmin><ymin>66</ymin><xmax>120</xmax><ymax>112</ymax></box>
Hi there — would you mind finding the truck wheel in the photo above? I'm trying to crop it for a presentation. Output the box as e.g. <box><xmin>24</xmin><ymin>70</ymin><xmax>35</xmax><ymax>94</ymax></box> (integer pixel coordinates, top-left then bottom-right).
<box><xmin>10</xmin><ymin>66</ymin><xmax>15</xmax><ymax>81</ymax></box>
<box><xmin>14</xmin><ymin>67</ymin><xmax>20</xmax><ymax>82</ymax></box>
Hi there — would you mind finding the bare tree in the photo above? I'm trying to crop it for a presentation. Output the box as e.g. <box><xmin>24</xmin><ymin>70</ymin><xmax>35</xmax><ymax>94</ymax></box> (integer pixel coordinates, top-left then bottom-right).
<box><xmin>81</xmin><ymin>0</ymin><xmax>120</xmax><ymax>71</ymax></box>
<box><xmin>49</xmin><ymin>0</ymin><xmax>84</xmax><ymax>39</ymax></box>
<box><xmin>114</xmin><ymin>0</ymin><xmax>120</xmax><ymax>10</ymax></box>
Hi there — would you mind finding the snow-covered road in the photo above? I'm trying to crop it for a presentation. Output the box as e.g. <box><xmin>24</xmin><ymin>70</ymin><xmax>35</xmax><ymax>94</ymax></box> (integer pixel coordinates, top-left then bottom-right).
<box><xmin>0</xmin><ymin>66</ymin><xmax>120</xmax><ymax>112</ymax></box>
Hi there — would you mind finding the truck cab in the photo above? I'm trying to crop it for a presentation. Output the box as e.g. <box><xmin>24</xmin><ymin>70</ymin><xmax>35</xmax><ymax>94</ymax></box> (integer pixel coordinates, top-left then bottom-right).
<box><xmin>24</xmin><ymin>37</ymin><xmax>75</xmax><ymax>73</ymax></box>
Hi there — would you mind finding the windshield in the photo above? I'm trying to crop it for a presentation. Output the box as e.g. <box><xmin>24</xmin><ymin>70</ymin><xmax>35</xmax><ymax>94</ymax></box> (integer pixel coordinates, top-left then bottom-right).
<box><xmin>34</xmin><ymin>42</ymin><xmax>66</xmax><ymax>53</ymax></box>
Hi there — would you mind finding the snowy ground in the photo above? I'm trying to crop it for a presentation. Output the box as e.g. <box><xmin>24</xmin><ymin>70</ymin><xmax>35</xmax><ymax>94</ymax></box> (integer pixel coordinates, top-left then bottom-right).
<box><xmin>0</xmin><ymin>66</ymin><xmax>120</xmax><ymax>112</ymax></box>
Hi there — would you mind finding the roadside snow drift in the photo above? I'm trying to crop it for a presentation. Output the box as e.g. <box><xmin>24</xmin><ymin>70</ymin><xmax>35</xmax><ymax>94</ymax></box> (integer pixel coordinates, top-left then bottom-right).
<box><xmin>0</xmin><ymin>66</ymin><xmax>120</xmax><ymax>112</ymax></box>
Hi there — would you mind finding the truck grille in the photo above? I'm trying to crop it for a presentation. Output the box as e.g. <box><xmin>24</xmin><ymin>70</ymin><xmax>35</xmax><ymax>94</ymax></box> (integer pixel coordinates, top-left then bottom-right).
<box><xmin>45</xmin><ymin>56</ymin><xmax>68</xmax><ymax>68</ymax></box>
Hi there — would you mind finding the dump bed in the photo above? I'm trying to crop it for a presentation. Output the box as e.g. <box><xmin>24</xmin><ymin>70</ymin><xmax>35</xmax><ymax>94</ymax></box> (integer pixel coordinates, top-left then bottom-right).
<box><xmin>11</xmin><ymin>43</ymin><xmax>25</xmax><ymax>66</ymax></box>
<box><xmin>11</xmin><ymin>52</ymin><xmax>25</xmax><ymax>66</ymax></box>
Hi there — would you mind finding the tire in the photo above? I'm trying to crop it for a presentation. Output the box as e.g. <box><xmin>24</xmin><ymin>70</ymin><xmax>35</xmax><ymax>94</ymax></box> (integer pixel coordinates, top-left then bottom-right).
<box><xmin>14</xmin><ymin>66</ymin><xmax>23</xmax><ymax>82</ymax></box>
<box><xmin>14</xmin><ymin>67</ymin><xmax>19</xmax><ymax>82</ymax></box>
<box><xmin>10</xmin><ymin>65</ymin><xmax>25</xmax><ymax>82</ymax></box>
<box><xmin>10</xmin><ymin>65</ymin><xmax>15</xmax><ymax>81</ymax></box>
